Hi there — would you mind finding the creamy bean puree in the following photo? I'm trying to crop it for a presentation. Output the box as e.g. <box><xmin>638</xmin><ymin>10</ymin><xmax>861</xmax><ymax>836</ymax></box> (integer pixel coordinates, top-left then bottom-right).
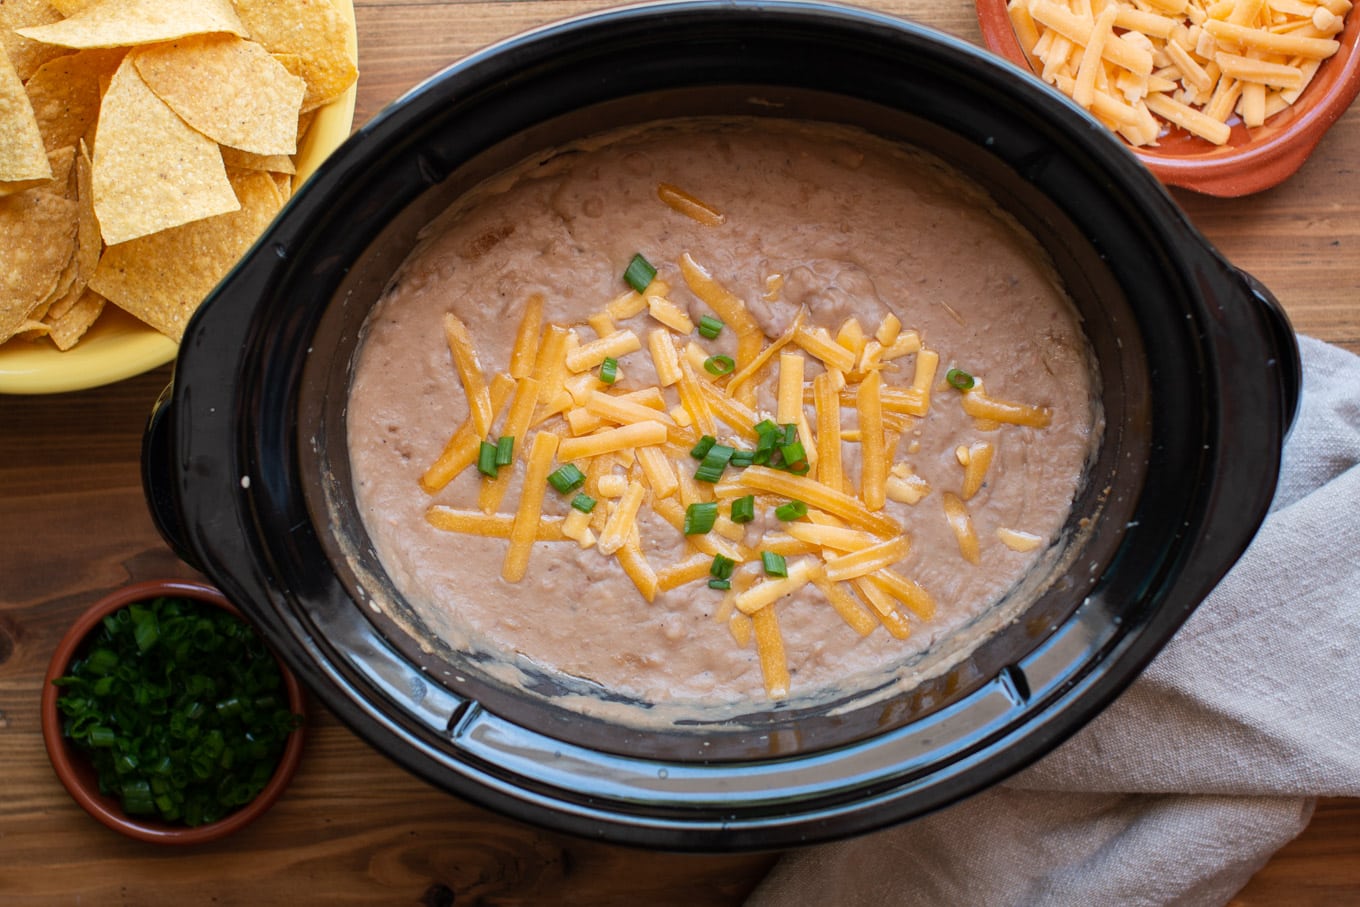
<box><xmin>347</xmin><ymin>117</ymin><xmax>1099</xmax><ymax>718</ymax></box>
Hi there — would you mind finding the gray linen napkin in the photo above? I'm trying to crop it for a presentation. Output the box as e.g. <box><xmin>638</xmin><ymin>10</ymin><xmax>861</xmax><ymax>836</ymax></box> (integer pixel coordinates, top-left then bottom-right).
<box><xmin>747</xmin><ymin>335</ymin><xmax>1360</xmax><ymax>907</ymax></box>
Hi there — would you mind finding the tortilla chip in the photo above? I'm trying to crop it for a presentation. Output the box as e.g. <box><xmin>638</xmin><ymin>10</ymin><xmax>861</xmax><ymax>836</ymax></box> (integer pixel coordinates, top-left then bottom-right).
<box><xmin>234</xmin><ymin>0</ymin><xmax>357</xmax><ymax>112</ymax></box>
<box><xmin>89</xmin><ymin>169</ymin><xmax>283</xmax><ymax>340</ymax></box>
<box><xmin>0</xmin><ymin>0</ymin><xmax>67</xmax><ymax>80</ymax></box>
<box><xmin>270</xmin><ymin>170</ymin><xmax>293</xmax><ymax>202</ymax></box>
<box><xmin>0</xmin><ymin>186</ymin><xmax>80</xmax><ymax>342</ymax></box>
<box><xmin>220</xmin><ymin>146</ymin><xmax>296</xmax><ymax>174</ymax></box>
<box><xmin>15</xmin><ymin>0</ymin><xmax>248</xmax><ymax>49</ymax></box>
<box><xmin>0</xmin><ymin>45</ymin><xmax>53</xmax><ymax>189</ymax></box>
<box><xmin>39</xmin><ymin>234</ymin><xmax>80</xmax><ymax>306</ymax></box>
<box><xmin>93</xmin><ymin>55</ymin><xmax>238</xmax><ymax>245</ymax></box>
<box><xmin>45</xmin><ymin>144</ymin><xmax>78</xmax><ymax>189</ymax></box>
<box><xmin>72</xmin><ymin>142</ymin><xmax>100</xmax><ymax>283</ymax></box>
<box><xmin>40</xmin><ymin>142</ymin><xmax>101</xmax><ymax>321</ymax></box>
<box><xmin>24</xmin><ymin>48</ymin><xmax>126</xmax><ymax>153</ymax></box>
<box><xmin>47</xmin><ymin>0</ymin><xmax>99</xmax><ymax>14</ymax></box>
<box><xmin>296</xmin><ymin>106</ymin><xmax>318</xmax><ymax>143</ymax></box>
<box><xmin>134</xmin><ymin>35</ymin><xmax>305</xmax><ymax>156</ymax></box>
<box><xmin>43</xmin><ymin>287</ymin><xmax>105</xmax><ymax>349</ymax></box>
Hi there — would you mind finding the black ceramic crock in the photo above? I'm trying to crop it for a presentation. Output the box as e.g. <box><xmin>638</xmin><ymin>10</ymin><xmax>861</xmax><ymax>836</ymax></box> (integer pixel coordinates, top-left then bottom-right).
<box><xmin>142</xmin><ymin>1</ymin><xmax>1301</xmax><ymax>850</ymax></box>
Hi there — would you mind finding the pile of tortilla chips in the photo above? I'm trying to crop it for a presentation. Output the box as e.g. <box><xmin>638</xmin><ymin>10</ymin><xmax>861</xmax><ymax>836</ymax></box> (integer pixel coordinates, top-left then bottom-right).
<box><xmin>0</xmin><ymin>0</ymin><xmax>357</xmax><ymax>350</ymax></box>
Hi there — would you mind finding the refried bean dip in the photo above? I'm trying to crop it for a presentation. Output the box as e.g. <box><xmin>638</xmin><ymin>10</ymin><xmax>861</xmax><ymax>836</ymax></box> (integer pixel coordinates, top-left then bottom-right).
<box><xmin>346</xmin><ymin>117</ymin><xmax>1100</xmax><ymax>714</ymax></box>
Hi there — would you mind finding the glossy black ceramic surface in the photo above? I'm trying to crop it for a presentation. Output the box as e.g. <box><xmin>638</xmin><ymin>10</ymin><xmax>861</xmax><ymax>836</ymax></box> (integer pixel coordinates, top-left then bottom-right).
<box><xmin>143</xmin><ymin>1</ymin><xmax>1300</xmax><ymax>849</ymax></box>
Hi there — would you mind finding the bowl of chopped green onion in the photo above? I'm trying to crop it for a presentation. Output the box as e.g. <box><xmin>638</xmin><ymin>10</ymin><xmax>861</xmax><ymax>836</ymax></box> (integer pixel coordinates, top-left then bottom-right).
<box><xmin>41</xmin><ymin>579</ymin><xmax>306</xmax><ymax>844</ymax></box>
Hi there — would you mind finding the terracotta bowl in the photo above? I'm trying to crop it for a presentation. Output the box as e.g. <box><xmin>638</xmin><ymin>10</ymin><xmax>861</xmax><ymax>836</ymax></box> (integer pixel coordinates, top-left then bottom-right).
<box><xmin>41</xmin><ymin>579</ymin><xmax>306</xmax><ymax>845</ymax></box>
<box><xmin>975</xmin><ymin>0</ymin><xmax>1360</xmax><ymax>195</ymax></box>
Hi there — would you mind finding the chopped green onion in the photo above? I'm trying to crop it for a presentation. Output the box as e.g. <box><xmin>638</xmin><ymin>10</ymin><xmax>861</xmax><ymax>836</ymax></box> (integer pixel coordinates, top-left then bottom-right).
<box><xmin>730</xmin><ymin>495</ymin><xmax>756</xmax><ymax>524</ymax></box>
<box><xmin>787</xmin><ymin>461</ymin><xmax>811</xmax><ymax>476</ymax></box>
<box><xmin>547</xmin><ymin>463</ymin><xmax>586</xmax><ymax>493</ymax></box>
<box><xmin>708</xmin><ymin>578</ymin><xmax>732</xmax><ymax>591</ymax></box>
<box><xmin>782</xmin><ymin>423</ymin><xmax>798</xmax><ymax>445</ymax></box>
<box><xmin>571</xmin><ymin>493</ymin><xmax>597</xmax><ymax>514</ymax></box>
<box><xmin>775</xmin><ymin>500</ymin><xmax>808</xmax><ymax>521</ymax></box>
<box><xmin>130</xmin><ymin>604</ymin><xmax>159</xmax><ymax>653</ymax></box>
<box><xmin>729</xmin><ymin>449</ymin><xmax>754</xmax><ymax>468</ymax></box>
<box><xmin>683</xmin><ymin>501</ymin><xmax>719</xmax><ymax>535</ymax></box>
<box><xmin>779</xmin><ymin>440</ymin><xmax>807</xmax><ymax>471</ymax></box>
<box><xmin>53</xmin><ymin>595</ymin><xmax>301</xmax><ymax>828</ymax></box>
<box><xmin>599</xmin><ymin>356</ymin><xmax>619</xmax><ymax>385</ymax></box>
<box><xmin>690</xmin><ymin>435</ymin><xmax>718</xmax><ymax>459</ymax></box>
<box><xmin>495</xmin><ymin>436</ymin><xmax>515</xmax><ymax>467</ymax></box>
<box><xmin>694</xmin><ymin>465</ymin><xmax>725</xmax><ymax>483</ymax></box>
<box><xmin>946</xmin><ymin>367</ymin><xmax>976</xmax><ymax>391</ymax></box>
<box><xmin>710</xmin><ymin>554</ymin><xmax>736</xmax><ymax>580</ymax></box>
<box><xmin>83</xmin><ymin>647</ymin><xmax>119</xmax><ymax>675</ymax></box>
<box><xmin>476</xmin><ymin>441</ymin><xmax>499</xmax><ymax>477</ymax></box>
<box><xmin>121</xmin><ymin>778</ymin><xmax>155</xmax><ymax>814</ymax></box>
<box><xmin>623</xmin><ymin>253</ymin><xmax>657</xmax><ymax>293</ymax></box>
<box><xmin>753</xmin><ymin>424</ymin><xmax>781</xmax><ymax>465</ymax></box>
<box><xmin>703</xmin><ymin>354</ymin><xmax>735</xmax><ymax>376</ymax></box>
<box><xmin>761</xmin><ymin>551</ymin><xmax>789</xmax><ymax>577</ymax></box>
<box><xmin>697</xmin><ymin>314</ymin><xmax>724</xmax><ymax>340</ymax></box>
<box><xmin>695</xmin><ymin>443</ymin><xmax>735</xmax><ymax>483</ymax></box>
<box><xmin>703</xmin><ymin>443</ymin><xmax>735</xmax><ymax>466</ymax></box>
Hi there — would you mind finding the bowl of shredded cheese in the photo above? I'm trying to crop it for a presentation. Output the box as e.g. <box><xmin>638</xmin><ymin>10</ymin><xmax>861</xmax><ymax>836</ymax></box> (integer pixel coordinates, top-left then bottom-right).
<box><xmin>976</xmin><ymin>0</ymin><xmax>1360</xmax><ymax>194</ymax></box>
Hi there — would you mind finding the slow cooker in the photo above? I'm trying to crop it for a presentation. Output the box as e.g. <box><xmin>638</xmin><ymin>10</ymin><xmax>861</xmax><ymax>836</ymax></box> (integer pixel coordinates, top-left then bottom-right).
<box><xmin>142</xmin><ymin>1</ymin><xmax>1300</xmax><ymax>849</ymax></box>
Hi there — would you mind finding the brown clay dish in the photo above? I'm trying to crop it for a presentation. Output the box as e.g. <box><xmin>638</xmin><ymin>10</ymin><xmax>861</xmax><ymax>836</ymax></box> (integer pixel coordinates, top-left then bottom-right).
<box><xmin>975</xmin><ymin>0</ymin><xmax>1360</xmax><ymax>195</ymax></box>
<box><xmin>41</xmin><ymin>578</ymin><xmax>306</xmax><ymax>845</ymax></box>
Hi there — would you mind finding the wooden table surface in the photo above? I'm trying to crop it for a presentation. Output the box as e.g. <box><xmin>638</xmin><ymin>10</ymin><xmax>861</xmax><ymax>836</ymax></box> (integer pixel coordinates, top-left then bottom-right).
<box><xmin>3</xmin><ymin>1</ymin><xmax>1358</xmax><ymax>903</ymax></box>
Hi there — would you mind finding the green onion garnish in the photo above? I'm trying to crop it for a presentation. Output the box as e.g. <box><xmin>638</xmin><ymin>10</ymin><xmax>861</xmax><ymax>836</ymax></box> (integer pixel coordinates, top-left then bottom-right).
<box><xmin>710</xmin><ymin>554</ymin><xmax>736</xmax><ymax>580</ymax></box>
<box><xmin>623</xmin><ymin>253</ymin><xmax>657</xmax><ymax>293</ymax></box>
<box><xmin>694</xmin><ymin>465</ymin><xmax>725</xmax><ymax>483</ymax></box>
<box><xmin>130</xmin><ymin>602</ymin><xmax>158</xmax><ymax>652</ymax></box>
<box><xmin>599</xmin><ymin>356</ymin><xmax>618</xmax><ymax>385</ymax></box>
<box><xmin>52</xmin><ymin>595</ymin><xmax>301</xmax><ymax>827</ymax></box>
<box><xmin>775</xmin><ymin>500</ymin><xmax>808</xmax><ymax>521</ymax></box>
<box><xmin>753</xmin><ymin>422</ymin><xmax>781</xmax><ymax>465</ymax></box>
<box><xmin>787</xmin><ymin>461</ymin><xmax>811</xmax><ymax>475</ymax></box>
<box><xmin>547</xmin><ymin>463</ymin><xmax>586</xmax><ymax>493</ymax></box>
<box><xmin>729</xmin><ymin>449</ymin><xmax>754</xmax><ymax>468</ymax></box>
<box><xmin>730</xmin><ymin>495</ymin><xmax>756</xmax><ymax>524</ymax></box>
<box><xmin>782</xmin><ymin>423</ymin><xmax>798</xmax><ymax>445</ymax></box>
<box><xmin>761</xmin><ymin>551</ymin><xmax>789</xmax><ymax>577</ymax></box>
<box><xmin>683</xmin><ymin>501</ymin><xmax>719</xmax><ymax>535</ymax></box>
<box><xmin>477</xmin><ymin>441</ymin><xmax>499</xmax><ymax>477</ymax></box>
<box><xmin>690</xmin><ymin>435</ymin><xmax>717</xmax><ymax>459</ymax></box>
<box><xmin>495</xmin><ymin>435</ymin><xmax>515</xmax><ymax>467</ymax></box>
<box><xmin>703</xmin><ymin>354</ymin><xmax>735</xmax><ymax>376</ymax></box>
<box><xmin>697</xmin><ymin>314</ymin><xmax>724</xmax><ymax>339</ymax></box>
<box><xmin>780</xmin><ymin>440</ymin><xmax>807</xmax><ymax>471</ymax></box>
<box><xmin>708</xmin><ymin>578</ymin><xmax>732</xmax><ymax>591</ymax></box>
<box><xmin>695</xmin><ymin>443</ymin><xmax>735</xmax><ymax>483</ymax></box>
<box><xmin>946</xmin><ymin>367</ymin><xmax>976</xmax><ymax>391</ymax></box>
<box><xmin>571</xmin><ymin>493</ymin><xmax>597</xmax><ymax>513</ymax></box>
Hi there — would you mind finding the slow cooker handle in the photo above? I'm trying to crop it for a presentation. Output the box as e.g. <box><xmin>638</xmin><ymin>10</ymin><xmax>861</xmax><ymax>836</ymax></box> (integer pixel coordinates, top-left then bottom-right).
<box><xmin>141</xmin><ymin>381</ymin><xmax>206</xmax><ymax>573</ymax></box>
<box><xmin>1237</xmin><ymin>267</ymin><xmax>1302</xmax><ymax>439</ymax></box>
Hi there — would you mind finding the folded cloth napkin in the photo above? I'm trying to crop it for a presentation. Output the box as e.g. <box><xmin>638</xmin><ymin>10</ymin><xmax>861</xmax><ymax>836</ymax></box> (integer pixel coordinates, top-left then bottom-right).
<box><xmin>747</xmin><ymin>335</ymin><xmax>1360</xmax><ymax>907</ymax></box>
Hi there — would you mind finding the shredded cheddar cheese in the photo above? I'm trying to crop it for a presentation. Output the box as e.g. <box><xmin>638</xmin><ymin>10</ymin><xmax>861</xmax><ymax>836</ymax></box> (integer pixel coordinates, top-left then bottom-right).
<box><xmin>1010</xmin><ymin>0</ymin><xmax>1346</xmax><ymax>145</ymax></box>
<box><xmin>415</xmin><ymin>213</ymin><xmax>1062</xmax><ymax>700</ymax></box>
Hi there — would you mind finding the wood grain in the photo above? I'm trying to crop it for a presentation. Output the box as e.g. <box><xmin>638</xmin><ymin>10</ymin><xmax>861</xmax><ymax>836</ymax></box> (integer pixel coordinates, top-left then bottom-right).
<box><xmin>1</xmin><ymin>1</ymin><xmax>1356</xmax><ymax>903</ymax></box>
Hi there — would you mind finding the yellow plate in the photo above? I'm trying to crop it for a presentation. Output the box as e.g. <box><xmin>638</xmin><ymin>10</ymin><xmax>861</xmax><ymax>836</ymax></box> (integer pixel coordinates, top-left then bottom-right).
<box><xmin>0</xmin><ymin>1</ymin><xmax>359</xmax><ymax>396</ymax></box>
